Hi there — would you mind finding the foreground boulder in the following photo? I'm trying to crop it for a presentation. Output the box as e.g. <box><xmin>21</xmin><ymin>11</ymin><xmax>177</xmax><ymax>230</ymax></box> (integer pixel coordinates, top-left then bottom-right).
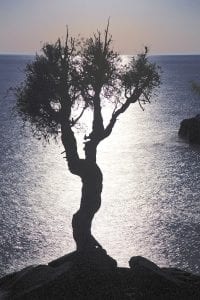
<box><xmin>0</xmin><ymin>252</ymin><xmax>200</xmax><ymax>299</ymax></box>
<box><xmin>179</xmin><ymin>114</ymin><xmax>200</xmax><ymax>144</ymax></box>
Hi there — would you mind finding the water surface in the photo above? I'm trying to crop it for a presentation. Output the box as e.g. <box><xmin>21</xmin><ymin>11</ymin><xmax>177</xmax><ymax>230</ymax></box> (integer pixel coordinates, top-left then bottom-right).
<box><xmin>0</xmin><ymin>55</ymin><xmax>200</xmax><ymax>276</ymax></box>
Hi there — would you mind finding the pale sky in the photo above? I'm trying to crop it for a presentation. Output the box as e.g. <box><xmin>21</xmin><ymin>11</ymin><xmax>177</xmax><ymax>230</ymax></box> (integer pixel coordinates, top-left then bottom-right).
<box><xmin>0</xmin><ymin>0</ymin><xmax>200</xmax><ymax>55</ymax></box>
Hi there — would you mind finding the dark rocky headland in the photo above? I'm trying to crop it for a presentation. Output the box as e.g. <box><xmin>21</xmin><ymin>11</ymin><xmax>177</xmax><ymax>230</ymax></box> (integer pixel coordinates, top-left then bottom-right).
<box><xmin>0</xmin><ymin>249</ymin><xmax>200</xmax><ymax>300</ymax></box>
<box><xmin>179</xmin><ymin>114</ymin><xmax>200</xmax><ymax>144</ymax></box>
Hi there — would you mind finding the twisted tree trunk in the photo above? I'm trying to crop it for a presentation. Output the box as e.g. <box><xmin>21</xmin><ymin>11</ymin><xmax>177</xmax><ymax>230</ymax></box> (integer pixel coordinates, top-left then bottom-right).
<box><xmin>61</xmin><ymin>120</ymin><xmax>103</xmax><ymax>252</ymax></box>
<box><xmin>72</xmin><ymin>159</ymin><xmax>103</xmax><ymax>251</ymax></box>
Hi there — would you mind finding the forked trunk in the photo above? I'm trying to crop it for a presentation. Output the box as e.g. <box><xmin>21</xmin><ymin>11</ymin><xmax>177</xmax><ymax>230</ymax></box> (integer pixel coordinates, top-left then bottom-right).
<box><xmin>61</xmin><ymin>122</ymin><xmax>103</xmax><ymax>251</ymax></box>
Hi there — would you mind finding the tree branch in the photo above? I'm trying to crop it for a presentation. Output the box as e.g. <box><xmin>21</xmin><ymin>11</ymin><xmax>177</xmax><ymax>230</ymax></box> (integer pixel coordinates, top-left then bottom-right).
<box><xmin>138</xmin><ymin>99</ymin><xmax>145</xmax><ymax>111</ymax></box>
<box><xmin>70</xmin><ymin>103</ymin><xmax>88</xmax><ymax>126</ymax></box>
<box><xmin>142</xmin><ymin>91</ymin><xmax>151</xmax><ymax>103</ymax></box>
<box><xmin>103</xmin><ymin>18</ymin><xmax>111</xmax><ymax>54</ymax></box>
<box><xmin>102</xmin><ymin>87</ymin><xmax>142</xmax><ymax>139</ymax></box>
<box><xmin>61</xmin><ymin>117</ymin><xmax>81</xmax><ymax>175</ymax></box>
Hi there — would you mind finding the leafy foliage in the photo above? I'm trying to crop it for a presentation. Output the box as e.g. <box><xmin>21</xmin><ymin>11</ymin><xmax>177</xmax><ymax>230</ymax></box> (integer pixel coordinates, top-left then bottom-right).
<box><xmin>15</xmin><ymin>26</ymin><xmax>161</xmax><ymax>143</ymax></box>
<box><xmin>81</xmin><ymin>26</ymin><xmax>120</xmax><ymax>101</ymax></box>
<box><xmin>15</xmin><ymin>36</ymin><xmax>81</xmax><ymax>140</ymax></box>
<box><xmin>122</xmin><ymin>47</ymin><xmax>160</xmax><ymax>106</ymax></box>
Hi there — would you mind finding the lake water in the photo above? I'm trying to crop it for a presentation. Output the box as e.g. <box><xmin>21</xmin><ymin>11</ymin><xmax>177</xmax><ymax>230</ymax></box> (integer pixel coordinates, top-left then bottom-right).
<box><xmin>0</xmin><ymin>54</ymin><xmax>200</xmax><ymax>277</ymax></box>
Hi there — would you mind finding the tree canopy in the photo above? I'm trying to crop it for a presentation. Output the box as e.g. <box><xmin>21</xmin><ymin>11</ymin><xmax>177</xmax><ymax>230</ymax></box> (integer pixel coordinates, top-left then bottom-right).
<box><xmin>15</xmin><ymin>25</ymin><xmax>161</xmax><ymax>251</ymax></box>
<box><xmin>15</xmin><ymin>25</ymin><xmax>160</xmax><ymax>146</ymax></box>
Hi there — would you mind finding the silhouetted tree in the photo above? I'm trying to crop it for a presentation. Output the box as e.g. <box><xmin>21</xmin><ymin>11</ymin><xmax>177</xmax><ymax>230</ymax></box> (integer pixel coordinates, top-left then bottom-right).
<box><xmin>15</xmin><ymin>24</ymin><xmax>160</xmax><ymax>252</ymax></box>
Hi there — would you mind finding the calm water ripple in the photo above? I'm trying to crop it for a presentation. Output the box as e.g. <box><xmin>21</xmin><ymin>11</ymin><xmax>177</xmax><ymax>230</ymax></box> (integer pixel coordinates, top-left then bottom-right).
<box><xmin>0</xmin><ymin>55</ymin><xmax>200</xmax><ymax>277</ymax></box>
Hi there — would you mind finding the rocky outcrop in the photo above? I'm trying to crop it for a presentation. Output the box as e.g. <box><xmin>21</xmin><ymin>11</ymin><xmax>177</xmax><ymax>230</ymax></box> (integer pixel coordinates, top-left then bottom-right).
<box><xmin>0</xmin><ymin>252</ymin><xmax>200</xmax><ymax>299</ymax></box>
<box><xmin>179</xmin><ymin>114</ymin><xmax>200</xmax><ymax>144</ymax></box>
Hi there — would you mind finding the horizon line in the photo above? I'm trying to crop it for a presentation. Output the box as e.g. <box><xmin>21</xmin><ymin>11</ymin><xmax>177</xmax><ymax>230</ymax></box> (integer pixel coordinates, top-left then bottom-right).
<box><xmin>0</xmin><ymin>51</ymin><xmax>200</xmax><ymax>56</ymax></box>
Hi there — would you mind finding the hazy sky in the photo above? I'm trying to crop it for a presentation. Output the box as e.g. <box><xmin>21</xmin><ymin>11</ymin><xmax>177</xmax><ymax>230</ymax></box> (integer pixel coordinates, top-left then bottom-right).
<box><xmin>1</xmin><ymin>0</ymin><xmax>200</xmax><ymax>55</ymax></box>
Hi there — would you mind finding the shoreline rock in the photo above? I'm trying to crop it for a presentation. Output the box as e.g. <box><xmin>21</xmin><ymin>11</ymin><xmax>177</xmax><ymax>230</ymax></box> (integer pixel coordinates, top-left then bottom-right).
<box><xmin>0</xmin><ymin>251</ymin><xmax>200</xmax><ymax>299</ymax></box>
<box><xmin>179</xmin><ymin>114</ymin><xmax>200</xmax><ymax>144</ymax></box>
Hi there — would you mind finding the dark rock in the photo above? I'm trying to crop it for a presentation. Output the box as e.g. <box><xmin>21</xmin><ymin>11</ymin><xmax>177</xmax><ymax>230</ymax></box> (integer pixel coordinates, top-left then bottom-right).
<box><xmin>49</xmin><ymin>248</ymin><xmax>117</xmax><ymax>270</ymax></box>
<box><xmin>179</xmin><ymin>114</ymin><xmax>200</xmax><ymax>144</ymax></box>
<box><xmin>1</xmin><ymin>255</ymin><xmax>200</xmax><ymax>299</ymax></box>
<box><xmin>0</xmin><ymin>249</ymin><xmax>118</xmax><ymax>299</ymax></box>
<box><xmin>129</xmin><ymin>256</ymin><xmax>180</xmax><ymax>286</ymax></box>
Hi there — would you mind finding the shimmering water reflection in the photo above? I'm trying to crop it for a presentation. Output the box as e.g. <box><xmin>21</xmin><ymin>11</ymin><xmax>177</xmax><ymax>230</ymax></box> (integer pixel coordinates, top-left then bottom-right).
<box><xmin>0</xmin><ymin>55</ymin><xmax>200</xmax><ymax>277</ymax></box>
<box><xmin>96</xmin><ymin>114</ymin><xmax>200</xmax><ymax>272</ymax></box>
